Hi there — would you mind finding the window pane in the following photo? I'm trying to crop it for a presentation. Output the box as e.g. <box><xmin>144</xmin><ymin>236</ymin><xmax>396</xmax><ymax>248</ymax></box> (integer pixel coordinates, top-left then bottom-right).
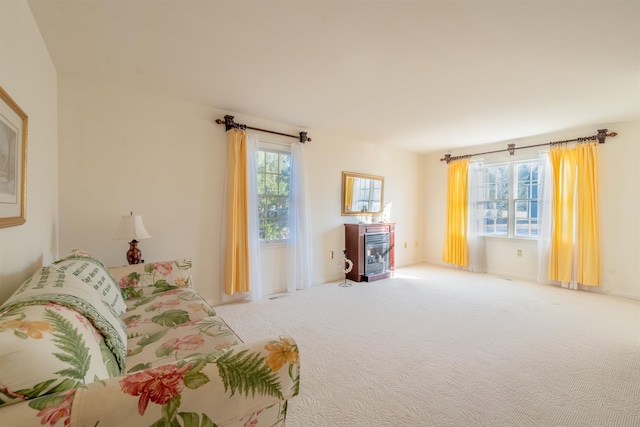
<box><xmin>497</xmin><ymin>182</ymin><xmax>509</xmax><ymax>199</ymax></box>
<box><xmin>517</xmin><ymin>163</ymin><xmax>530</xmax><ymax>181</ymax></box>
<box><xmin>488</xmin><ymin>206</ymin><xmax>496</xmax><ymax>219</ymax></box>
<box><xmin>496</xmin><ymin>200</ymin><xmax>508</xmax><ymax>214</ymax></box>
<box><xmin>497</xmin><ymin>165</ymin><xmax>509</xmax><ymax>183</ymax></box>
<box><xmin>496</xmin><ymin>217</ymin><xmax>508</xmax><ymax>235</ymax></box>
<box><xmin>530</xmin><ymin>200</ymin><xmax>538</xmax><ymax>218</ymax></box>
<box><xmin>256</xmin><ymin>151</ymin><xmax>265</xmax><ymax>173</ymax></box>
<box><xmin>477</xmin><ymin>159</ymin><xmax>540</xmax><ymax>238</ymax></box>
<box><xmin>265</xmin><ymin>152</ymin><xmax>279</xmax><ymax>173</ymax></box>
<box><xmin>517</xmin><ymin>183</ymin><xmax>529</xmax><ymax>199</ymax></box>
<box><xmin>486</xmin><ymin>185</ymin><xmax>496</xmax><ymax>200</ymax></box>
<box><xmin>258</xmin><ymin>197</ymin><xmax>267</xmax><ymax>219</ymax></box>
<box><xmin>515</xmin><ymin>221</ymin><xmax>529</xmax><ymax>237</ymax></box>
<box><xmin>514</xmin><ymin>197</ymin><xmax>538</xmax><ymax>236</ymax></box>
<box><xmin>484</xmin><ymin>218</ymin><xmax>495</xmax><ymax>234</ymax></box>
<box><xmin>279</xmin><ymin>153</ymin><xmax>290</xmax><ymax>175</ymax></box>
<box><xmin>266</xmin><ymin>196</ymin><xmax>280</xmax><ymax>218</ymax></box>
<box><xmin>277</xmin><ymin>220</ymin><xmax>290</xmax><ymax>240</ymax></box>
<box><xmin>486</xmin><ymin>168</ymin><xmax>496</xmax><ymax>184</ymax></box>
<box><xmin>515</xmin><ymin>200</ymin><xmax>528</xmax><ymax>213</ymax></box>
<box><xmin>257</xmin><ymin>173</ymin><xmax>266</xmax><ymax>194</ymax></box>
<box><xmin>257</xmin><ymin>150</ymin><xmax>291</xmax><ymax>242</ymax></box>
<box><xmin>260</xmin><ymin>222</ymin><xmax>276</xmax><ymax>240</ymax></box>
<box><xmin>265</xmin><ymin>174</ymin><xmax>278</xmax><ymax>194</ymax></box>
<box><xmin>278</xmin><ymin>175</ymin><xmax>290</xmax><ymax>194</ymax></box>
<box><xmin>479</xmin><ymin>165</ymin><xmax>509</xmax><ymax>235</ymax></box>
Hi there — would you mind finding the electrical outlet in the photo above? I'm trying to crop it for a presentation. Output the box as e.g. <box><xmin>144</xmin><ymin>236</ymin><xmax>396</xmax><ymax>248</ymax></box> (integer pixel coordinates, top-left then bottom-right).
<box><xmin>517</xmin><ymin>249</ymin><xmax>522</xmax><ymax>257</ymax></box>
<box><xmin>329</xmin><ymin>251</ymin><xmax>334</xmax><ymax>259</ymax></box>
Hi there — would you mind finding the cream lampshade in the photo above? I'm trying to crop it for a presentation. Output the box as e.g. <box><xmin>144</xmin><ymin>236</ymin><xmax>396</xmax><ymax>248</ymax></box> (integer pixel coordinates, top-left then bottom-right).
<box><xmin>113</xmin><ymin>212</ymin><xmax>151</xmax><ymax>264</ymax></box>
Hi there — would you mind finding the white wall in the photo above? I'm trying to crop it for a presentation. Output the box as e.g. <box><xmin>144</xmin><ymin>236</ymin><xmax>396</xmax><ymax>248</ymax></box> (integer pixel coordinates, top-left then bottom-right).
<box><xmin>3</xmin><ymin>3</ymin><xmax>633</xmax><ymax>304</ymax></box>
<box><xmin>599</xmin><ymin>120</ymin><xmax>640</xmax><ymax>299</ymax></box>
<box><xmin>58</xmin><ymin>78</ymin><xmax>424</xmax><ymax>305</ymax></box>
<box><xmin>305</xmin><ymin>127</ymin><xmax>424</xmax><ymax>284</ymax></box>
<box><xmin>0</xmin><ymin>0</ymin><xmax>58</xmax><ymax>304</ymax></box>
<box><xmin>423</xmin><ymin>120</ymin><xmax>640</xmax><ymax>300</ymax></box>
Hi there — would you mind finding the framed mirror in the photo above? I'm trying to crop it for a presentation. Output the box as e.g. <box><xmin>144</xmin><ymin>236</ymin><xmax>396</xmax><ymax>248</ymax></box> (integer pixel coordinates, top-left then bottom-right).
<box><xmin>341</xmin><ymin>171</ymin><xmax>384</xmax><ymax>216</ymax></box>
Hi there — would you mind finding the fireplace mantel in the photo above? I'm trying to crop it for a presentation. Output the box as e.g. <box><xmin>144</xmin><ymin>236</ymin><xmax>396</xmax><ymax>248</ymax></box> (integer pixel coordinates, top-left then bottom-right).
<box><xmin>344</xmin><ymin>223</ymin><xmax>395</xmax><ymax>282</ymax></box>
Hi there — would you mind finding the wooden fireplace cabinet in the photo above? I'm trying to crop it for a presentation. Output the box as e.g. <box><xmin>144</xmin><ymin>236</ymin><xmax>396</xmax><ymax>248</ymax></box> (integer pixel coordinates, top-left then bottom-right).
<box><xmin>344</xmin><ymin>223</ymin><xmax>395</xmax><ymax>282</ymax></box>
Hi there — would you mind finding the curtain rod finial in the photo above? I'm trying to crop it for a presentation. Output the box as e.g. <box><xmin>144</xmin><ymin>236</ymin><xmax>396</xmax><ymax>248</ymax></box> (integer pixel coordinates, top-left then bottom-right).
<box><xmin>597</xmin><ymin>129</ymin><xmax>608</xmax><ymax>144</ymax></box>
<box><xmin>597</xmin><ymin>129</ymin><xmax>617</xmax><ymax>144</ymax></box>
<box><xmin>223</xmin><ymin>115</ymin><xmax>235</xmax><ymax>132</ymax></box>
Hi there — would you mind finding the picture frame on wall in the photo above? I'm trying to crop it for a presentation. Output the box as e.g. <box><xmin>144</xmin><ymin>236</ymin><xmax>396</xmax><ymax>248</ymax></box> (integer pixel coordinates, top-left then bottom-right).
<box><xmin>0</xmin><ymin>86</ymin><xmax>28</xmax><ymax>228</ymax></box>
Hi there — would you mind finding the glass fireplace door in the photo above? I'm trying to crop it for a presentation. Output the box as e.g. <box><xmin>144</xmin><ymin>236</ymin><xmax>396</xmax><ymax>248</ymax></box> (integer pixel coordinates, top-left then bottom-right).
<box><xmin>364</xmin><ymin>233</ymin><xmax>390</xmax><ymax>277</ymax></box>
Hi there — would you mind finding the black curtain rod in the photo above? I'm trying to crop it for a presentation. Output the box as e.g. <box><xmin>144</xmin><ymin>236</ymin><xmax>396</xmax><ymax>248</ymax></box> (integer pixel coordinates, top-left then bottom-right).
<box><xmin>440</xmin><ymin>129</ymin><xmax>617</xmax><ymax>163</ymax></box>
<box><xmin>215</xmin><ymin>115</ymin><xmax>311</xmax><ymax>143</ymax></box>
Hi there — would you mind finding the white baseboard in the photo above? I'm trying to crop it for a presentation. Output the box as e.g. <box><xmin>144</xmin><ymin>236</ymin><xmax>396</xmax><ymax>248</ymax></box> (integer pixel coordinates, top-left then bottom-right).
<box><xmin>485</xmin><ymin>269</ymin><xmax>537</xmax><ymax>283</ymax></box>
<box><xmin>316</xmin><ymin>275</ymin><xmax>346</xmax><ymax>285</ymax></box>
<box><xmin>605</xmin><ymin>289</ymin><xmax>640</xmax><ymax>301</ymax></box>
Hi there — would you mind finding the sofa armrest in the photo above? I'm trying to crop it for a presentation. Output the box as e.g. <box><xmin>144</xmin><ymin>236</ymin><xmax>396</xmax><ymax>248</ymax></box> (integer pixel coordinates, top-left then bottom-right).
<box><xmin>90</xmin><ymin>335</ymin><xmax>299</xmax><ymax>426</ymax></box>
<box><xmin>0</xmin><ymin>336</ymin><xmax>299</xmax><ymax>426</ymax></box>
<box><xmin>108</xmin><ymin>259</ymin><xmax>193</xmax><ymax>299</ymax></box>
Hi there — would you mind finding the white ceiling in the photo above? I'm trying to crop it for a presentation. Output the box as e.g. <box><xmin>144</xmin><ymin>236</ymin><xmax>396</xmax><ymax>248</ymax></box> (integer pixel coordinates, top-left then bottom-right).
<box><xmin>27</xmin><ymin>0</ymin><xmax>640</xmax><ymax>154</ymax></box>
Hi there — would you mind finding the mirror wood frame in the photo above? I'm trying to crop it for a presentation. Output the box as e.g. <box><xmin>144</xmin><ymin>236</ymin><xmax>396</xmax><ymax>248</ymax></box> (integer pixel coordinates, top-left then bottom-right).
<box><xmin>341</xmin><ymin>171</ymin><xmax>385</xmax><ymax>216</ymax></box>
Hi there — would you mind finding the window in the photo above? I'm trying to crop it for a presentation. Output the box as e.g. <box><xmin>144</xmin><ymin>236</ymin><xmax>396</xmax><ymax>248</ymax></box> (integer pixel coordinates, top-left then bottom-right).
<box><xmin>514</xmin><ymin>161</ymin><xmax>539</xmax><ymax>237</ymax></box>
<box><xmin>476</xmin><ymin>159</ymin><xmax>539</xmax><ymax>238</ymax></box>
<box><xmin>353</xmin><ymin>178</ymin><xmax>383</xmax><ymax>213</ymax></box>
<box><xmin>256</xmin><ymin>148</ymin><xmax>291</xmax><ymax>242</ymax></box>
<box><xmin>480</xmin><ymin>163</ymin><xmax>510</xmax><ymax>236</ymax></box>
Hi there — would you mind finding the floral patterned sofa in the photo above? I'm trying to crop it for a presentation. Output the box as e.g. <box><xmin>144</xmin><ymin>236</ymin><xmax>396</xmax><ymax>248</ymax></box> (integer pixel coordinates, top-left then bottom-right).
<box><xmin>0</xmin><ymin>251</ymin><xmax>300</xmax><ymax>426</ymax></box>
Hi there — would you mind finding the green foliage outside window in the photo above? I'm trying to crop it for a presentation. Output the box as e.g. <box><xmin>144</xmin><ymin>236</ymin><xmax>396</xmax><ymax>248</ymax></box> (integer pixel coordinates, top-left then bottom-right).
<box><xmin>256</xmin><ymin>149</ymin><xmax>291</xmax><ymax>242</ymax></box>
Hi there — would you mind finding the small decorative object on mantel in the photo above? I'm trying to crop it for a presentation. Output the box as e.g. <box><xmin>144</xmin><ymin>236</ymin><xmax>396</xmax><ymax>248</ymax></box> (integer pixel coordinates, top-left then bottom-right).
<box><xmin>339</xmin><ymin>249</ymin><xmax>353</xmax><ymax>287</ymax></box>
<box><xmin>381</xmin><ymin>203</ymin><xmax>392</xmax><ymax>223</ymax></box>
<box><xmin>113</xmin><ymin>212</ymin><xmax>151</xmax><ymax>264</ymax></box>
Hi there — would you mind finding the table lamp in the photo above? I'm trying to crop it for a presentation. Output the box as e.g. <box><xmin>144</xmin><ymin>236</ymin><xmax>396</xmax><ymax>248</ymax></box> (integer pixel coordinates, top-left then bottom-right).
<box><xmin>113</xmin><ymin>212</ymin><xmax>151</xmax><ymax>264</ymax></box>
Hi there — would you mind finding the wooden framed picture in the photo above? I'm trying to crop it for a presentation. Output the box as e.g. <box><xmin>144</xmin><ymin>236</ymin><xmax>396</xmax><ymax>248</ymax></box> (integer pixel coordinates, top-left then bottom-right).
<box><xmin>0</xmin><ymin>86</ymin><xmax>28</xmax><ymax>228</ymax></box>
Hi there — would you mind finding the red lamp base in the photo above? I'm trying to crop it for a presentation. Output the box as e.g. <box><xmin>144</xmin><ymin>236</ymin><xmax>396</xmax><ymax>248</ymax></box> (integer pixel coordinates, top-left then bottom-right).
<box><xmin>126</xmin><ymin>240</ymin><xmax>142</xmax><ymax>264</ymax></box>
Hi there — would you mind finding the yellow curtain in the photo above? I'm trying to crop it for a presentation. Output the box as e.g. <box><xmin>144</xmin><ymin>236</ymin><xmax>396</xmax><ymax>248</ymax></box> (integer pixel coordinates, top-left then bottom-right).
<box><xmin>548</xmin><ymin>142</ymin><xmax>601</xmax><ymax>286</ymax></box>
<box><xmin>576</xmin><ymin>142</ymin><xmax>600</xmax><ymax>286</ymax></box>
<box><xmin>225</xmin><ymin>129</ymin><xmax>250</xmax><ymax>295</ymax></box>
<box><xmin>442</xmin><ymin>158</ymin><xmax>469</xmax><ymax>267</ymax></box>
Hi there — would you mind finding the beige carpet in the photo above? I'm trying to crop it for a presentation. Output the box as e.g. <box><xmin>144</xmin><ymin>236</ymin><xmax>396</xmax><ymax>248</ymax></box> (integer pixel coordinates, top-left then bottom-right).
<box><xmin>214</xmin><ymin>264</ymin><xmax>640</xmax><ymax>426</ymax></box>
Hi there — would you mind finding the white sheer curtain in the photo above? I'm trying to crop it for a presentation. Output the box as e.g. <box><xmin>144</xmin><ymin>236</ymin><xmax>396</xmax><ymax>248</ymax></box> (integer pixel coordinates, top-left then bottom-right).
<box><xmin>537</xmin><ymin>151</ymin><xmax>554</xmax><ymax>285</ymax></box>
<box><xmin>287</xmin><ymin>142</ymin><xmax>313</xmax><ymax>291</ymax></box>
<box><xmin>221</xmin><ymin>133</ymin><xmax>262</xmax><ymax>302</ymax></box>
<box><xmin>467</xmin><ymin>161</ymin><xmax>486</xmax><ymax>272</ymax></box>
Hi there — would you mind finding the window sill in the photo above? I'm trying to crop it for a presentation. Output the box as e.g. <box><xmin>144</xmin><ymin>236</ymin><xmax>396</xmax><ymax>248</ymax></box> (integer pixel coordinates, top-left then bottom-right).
<box><xmin>479</xmin><ymin>235</ymin><xmax>538</xmax><ymax>242</ymax></box>
<box><xmin>260</xmin><ymin>240</ymin><xmax>288</xmax><ymax>248</ymax></box>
